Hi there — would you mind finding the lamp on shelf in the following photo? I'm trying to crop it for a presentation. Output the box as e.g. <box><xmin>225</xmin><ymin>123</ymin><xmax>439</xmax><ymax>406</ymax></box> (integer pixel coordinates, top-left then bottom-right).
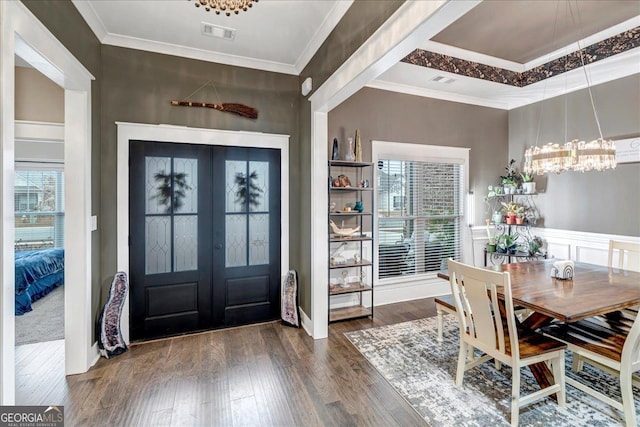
<box><xmin>523</xmin><ymin>1</ymin><xmax>616</xmax><ymax>176</ymax></box>
<box><xmin>190</xmin><ymin>0</ymin><xmax>257</xmax><ymax>16</ymax></box>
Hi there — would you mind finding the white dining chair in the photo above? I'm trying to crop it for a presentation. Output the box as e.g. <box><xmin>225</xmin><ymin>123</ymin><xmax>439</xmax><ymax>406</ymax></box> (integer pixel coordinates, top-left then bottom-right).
<box><xmin>448</xmin><ymin>259</ymin><xmax>566</xmax><ymax>426</ymax></box>
<box><xmin>608</xmin><ymin>240</ymin><xmax>640</xmax><ymax>272</ymax></box>
<box><xmin>543</xmin><ymin>311</ymin><xmax>640</xmax><ymax>427</ymax></box>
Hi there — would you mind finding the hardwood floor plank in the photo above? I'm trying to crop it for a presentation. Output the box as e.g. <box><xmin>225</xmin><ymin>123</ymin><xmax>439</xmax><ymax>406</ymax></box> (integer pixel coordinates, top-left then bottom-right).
<box><xmin>15</xmin><ymin>298</ymin><xmax>438</xmax><ymax>426</ymax></box>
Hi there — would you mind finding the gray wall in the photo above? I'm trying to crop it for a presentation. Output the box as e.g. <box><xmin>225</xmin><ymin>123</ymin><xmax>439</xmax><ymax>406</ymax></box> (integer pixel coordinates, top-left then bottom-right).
<box><xmin>509</xmin><ymin>74</ymin><xmax>640</xmax><ymax>236</ymax></box>
<box><xmin>328</xmin><ymin>87</ymin><xmax>509</xmax><ymax>224</ymax></box>
<box><xmin>297</xmin><ymin>0</ymin><xmax>405</xmax><ymax>315</ymax></box>
<box><xmin>20</xmin><ymin>0</ymin><xmax>103</xmax><ymax>340</ymax></box>
<box><xmin>100</xmin><ymin>45</ymin><xmax>300</xmax><ymax>297</ymax></box>
<box><xmin>15</xmin><ymin>67</ymin><xmax>64</xmax><ymax>123</ymax></box>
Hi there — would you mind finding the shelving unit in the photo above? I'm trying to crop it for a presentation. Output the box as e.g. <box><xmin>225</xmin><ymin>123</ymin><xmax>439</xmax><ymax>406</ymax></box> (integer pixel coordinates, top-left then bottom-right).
<box><xmin>328</xmin><ymin>160</ymin><xmax>374</xmax><ymax>323</ymax></box>
<box><xmin>485</xmin><ymin>192</ymin><xmax>545</xmax><ymax>266</ymax></box>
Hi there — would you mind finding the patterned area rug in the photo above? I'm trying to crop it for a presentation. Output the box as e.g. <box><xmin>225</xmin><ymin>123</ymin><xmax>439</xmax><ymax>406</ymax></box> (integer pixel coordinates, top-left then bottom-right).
<box><xmin>345</xmin><ymin>315</ymin><xmax>640</xmax><ymax>426</ymax></box>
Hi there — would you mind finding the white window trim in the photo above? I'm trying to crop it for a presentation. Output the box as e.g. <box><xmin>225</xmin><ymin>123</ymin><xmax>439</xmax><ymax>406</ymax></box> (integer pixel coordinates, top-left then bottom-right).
<box><xmin>372</xmin><ymin>140</ymin><xmax>471</xmax><ymax>289</ymax></box>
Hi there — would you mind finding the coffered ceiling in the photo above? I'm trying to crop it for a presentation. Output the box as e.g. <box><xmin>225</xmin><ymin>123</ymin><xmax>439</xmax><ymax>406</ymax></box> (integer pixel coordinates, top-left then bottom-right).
<box><xmin>72</xmin><ymin>0</ymin><xmax>640</xmax><ymax>110</ymax></box>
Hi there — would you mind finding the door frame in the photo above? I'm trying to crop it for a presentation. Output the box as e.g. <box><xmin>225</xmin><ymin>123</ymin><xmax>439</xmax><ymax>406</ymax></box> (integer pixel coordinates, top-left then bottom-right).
<box><xmin>116</xmin><ymin>122</ymin><xmax>290</xmax><ymax>344</ymax></box>
<box><xmin>1</xmin><ymin>1</ymin><xmax>94</xmax><ymax>404</ymax></box>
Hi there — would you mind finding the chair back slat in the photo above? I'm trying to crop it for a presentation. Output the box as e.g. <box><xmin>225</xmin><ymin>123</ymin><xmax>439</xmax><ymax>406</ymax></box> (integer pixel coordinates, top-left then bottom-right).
<box><xmin>608</xmin><ymin>240</ymin><xmax>640</xmax><ymax>272</ymax></box>
<box><xmin>449</xmin><ymin>259</ymin><xmax>518</xmax><ymax>361</ymax></box>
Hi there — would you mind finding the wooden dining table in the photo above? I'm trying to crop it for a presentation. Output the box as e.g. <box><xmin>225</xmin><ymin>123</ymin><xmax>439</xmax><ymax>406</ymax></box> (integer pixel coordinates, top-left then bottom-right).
<box><xmin>437</xmin><ymin>259</ymin><xmax>640</xmax><ymax>392</ymax></box>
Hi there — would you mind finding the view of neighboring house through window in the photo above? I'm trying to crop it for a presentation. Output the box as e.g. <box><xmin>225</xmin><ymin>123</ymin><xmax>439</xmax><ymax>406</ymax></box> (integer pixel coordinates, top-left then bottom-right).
<box><xmin>14</xmin><ymin>168</ymin><xmax>64</xmax><ymax>251</ymax></box>
<box><xmin>377</xmin><ymin>157</ymin><xmax>464</xmax><ymax>279</ymax></box>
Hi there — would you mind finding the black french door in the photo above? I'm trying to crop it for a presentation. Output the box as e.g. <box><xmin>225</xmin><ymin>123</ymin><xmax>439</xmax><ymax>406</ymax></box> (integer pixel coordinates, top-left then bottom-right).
<box><xmin>129</xmin><ymin>140</ymin><xmax>281</xmax><ymax>341</ymax></box>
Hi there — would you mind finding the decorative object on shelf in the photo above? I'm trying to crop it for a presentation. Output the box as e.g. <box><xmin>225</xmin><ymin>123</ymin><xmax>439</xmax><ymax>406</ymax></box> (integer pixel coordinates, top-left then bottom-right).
<box><xmin>329</xmin><ymin>201</ymin><xmax>337</xmax><ymax>212</ymax></box>
<box><xmin>522</xmin><ymin>1</ymin><xmax>615</xmax><ymax>175</ymax></box>
<box><xmin>360</xmin><ymin>269</ymin><xmax>367</xmax><ymax>285</ymax></box>
<box><xmin>359</xmin><ymin>179</ymin><xmax>369</xmax><ymax>188</ymax></box>
<box><xmin>341</xmin><ymin>271</ymin><xmax>349</xmax><ymax>287</ymax></box>
<box><xmin>190</xmin><ymin>0</ymin><xmax>258</xmax><ymax>16</ymax></box>
<box><xmin>332</xmin><ymin>137</ymin><xmax>340</xmax><ymax>160</ymax></box>
<box><xmin>353</xmin><ymin>253</ymin><xmax>361</xmax><ymax>264</ymax></box>
<box><xmin>485</xmin><ymin>219</ymin><xmax>496</xmax><ymax>252</ymax></box>
<box><xmin>332</xmin><ymin>174</ymin><xmax>352</xmax><ymax>188</ymax></box>
<box><xmin>345</xmin><ymin>137</ymin><xmax>355</xmax><ymax>162</ymax></box>
<box><xmin>354</xmin><ymin>129</ymin><xmax>362</xmax><ymax>162</ymax></box>
<box><xmin>529</xmin><ymin>236</ymin><xmax>544</xmax><ymax>256</ymax></box>
<box><xmin>281</xmin><ymin>270</ymin><xmax>300</xmax><ymax>328</ymax></box>
<box><xmin>330</xmin><ymin>255</ymin><xmax>347</xmax><ymax>266</ymax></box>
<box><xmin>501</xmin><ymin>201</ymin><xmax>525</xmax><ymax>225</ymax></box>
<box><xmin>487</xmin><ymin>185</ymin><xmax>502</xmax><ymax>198</ymax></box>
<box><xmin>329</xmin><ymin>220</ymin><xmax>360</xmax><ymax>237</ymax></box>
<box><xmin>492</xmin><ymin>211</ymin><xmax>503</xmax><ymax>224</ymax></box>
<box><xmin>520</xmin><ymin>173</ymin><xmax>536</xmax><ymax>194</ymax></box>
<box><xmin>496</xmin><ymin>232</ymin><xmax>519</xmax><ymax>254</ymax></box>
<box><xmin>551</xmin><ymin>260</ymin><xmax>575</xmax><ymax>280</ymax></box>
<box><xmin>500</xmin><ymin>159</ymin><xmax>520</xmax><ymax>193</ymax></box>
<box><xmin>354</xmin><ymin>200</ymin><xmax>364</xmax><ymax>212</ymax></box>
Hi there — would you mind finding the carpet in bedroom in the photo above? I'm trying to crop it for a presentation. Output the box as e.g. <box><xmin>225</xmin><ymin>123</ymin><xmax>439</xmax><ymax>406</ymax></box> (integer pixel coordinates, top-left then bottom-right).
<box><xmin>345</xmin><ymin>315</ymin><xmax>640</xmax><ymax>426</ymax></box>
<box><xmin>15</xmin><ymin>286</ymin><xmax>64</xmax><ymax>345</ymax></box>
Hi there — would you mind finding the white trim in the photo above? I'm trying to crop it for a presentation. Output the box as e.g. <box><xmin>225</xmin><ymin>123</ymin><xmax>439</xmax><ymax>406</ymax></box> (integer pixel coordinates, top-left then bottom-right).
<box><xmin>70</xmin><ymin>0</ymin><xmax>108</xmax><ymax>41</ymax></box>
<box><xmin>299</xmin><ymin>308</ymin><xmax>312</xmax><ymax>337</ymax></box>
<box><xmin>90</xmin><ymin>341</ymin><xmax>100</xmax><ymax>368</ymax></box>
<box><xmin>1</xmin><ymin>1</ymin><xmax>94</xmax><ymax>404</ymax></box>
<box><xmin>366</xmin><ymin>79</ymin><xmax>511</xmax><ymax>110</ymax></box>
<box><xmin>294</xmin><ymin>0</ymin><xmax>353</xmax><ymax>73</ymax></box>
<box><xmin>375</xmin><ymin>276</ymin><xmax>451</xmax><ymax>306</ymax></box>
<box><xmin>102</xmin><ymin>33</ymin><xmax>298</xmax><ymax>75</ymax></box>
<box><xmin>116</xmin><ymin>122</ymin><xmax>290</xmax><ymax>344</ymax></box>
<box><xmin>420</xmin><ymin>40</ymin><xmax>525</xmax><ymax>72</ymax></box>
<box><xmin>14</xmin><ymin>120</ymin><xmax>64</xmax><ymax>142</ymax></box>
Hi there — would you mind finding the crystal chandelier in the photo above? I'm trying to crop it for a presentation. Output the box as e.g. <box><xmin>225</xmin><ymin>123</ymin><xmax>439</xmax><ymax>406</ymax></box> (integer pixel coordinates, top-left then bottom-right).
<box><xmin>523</xmin><ymin>2</ymin><xmax>616</xmax><ymax>175</ymax></box>
<box><xmin>191</xmin><ymin>0</ymin><xmax>258</xmax><ymax>16</ymax></box>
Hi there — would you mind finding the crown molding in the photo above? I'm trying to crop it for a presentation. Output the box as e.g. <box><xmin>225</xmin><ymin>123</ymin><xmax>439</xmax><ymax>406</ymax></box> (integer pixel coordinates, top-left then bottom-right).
<box><xmin>71</xmin><ymin>0</ymin><xmax>108</xmax><ymax>41</ymax></box>
<box><xmin>101</xmin><ymin>33</ymin><xmax>298</xmax><ymax>75</ymax></box>
<box><xmin>420</xmin><ymin>40</ymin><xmax>525</xmax><ymax>72</ymax></box>
<box><xmin>294</xmin><ymin>0</ymin><xmax>353</xmax><ymax>73</ymax></box>
<box><xmin>366</xmin><ymin>79</ymin><xmax>511</xmax><ymax>110</ymax></box>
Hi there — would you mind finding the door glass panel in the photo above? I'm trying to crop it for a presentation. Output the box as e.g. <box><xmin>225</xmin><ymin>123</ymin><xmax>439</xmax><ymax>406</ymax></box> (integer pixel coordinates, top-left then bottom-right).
<box><xmin>173</xmin><ymin>158</ymin><xmax>197</xmax><ymax>213</ymax></box>
<box><xmin>249</xmin><ymin>214</ymin><xmax>269</xmax><ymax>265</ymax></box>
<box><xmin>146</xmin><ymin>157</ymin><xmax>172</xmax><ymax>214</ymax></box>
<box><xmin>225</xmin><ymin>160</ymin><xmax>246</xmax><ymax>213</ymax></box>
<box><xmin>248</xmin><ymin>161</ymin><xmax>268</xmax><ymax>212</ymax></box>
<box><xmin>225</xmin><ymin>214</ymin><xmax>247</xmax><ymax>267</ymax></box>
<box><xmin>145</xmin><ymin>216</ymin><xmax>171</xmax><ymax>274</ymax></box>
<box><xmin>174</xmin><ymin>215</ymin><xmax>198</xmax><ymax>271</ymax></box>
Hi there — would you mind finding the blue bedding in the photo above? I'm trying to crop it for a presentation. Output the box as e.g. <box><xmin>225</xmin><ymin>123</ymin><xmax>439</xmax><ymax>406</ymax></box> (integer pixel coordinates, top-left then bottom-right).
<box><xmin>15</xmin><ymin>249</ymin><xmax>64</xmax><ymax>315</ymax></box>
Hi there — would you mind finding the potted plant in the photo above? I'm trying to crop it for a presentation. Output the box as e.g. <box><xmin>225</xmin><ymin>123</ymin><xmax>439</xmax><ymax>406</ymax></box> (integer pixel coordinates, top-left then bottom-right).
<box><xmin>501</xmin><ymin>201</ymin><xmax>524</xmax><ymax>225</ymax></box>
<box><xmin>521</xmin><ymin>172</ymin><xmax>536</xmax><ymax>194</ymax></box>
<box><xmin>496</xmin><ymin>232</ymin><xmax>519</xmax><ymax>254</ymax></box>
<box><xmin>529</xmin><ymin>236</ymin><xmax>544</xmax><ymax>255</ymax></box>
<box><xmin>516</xmin><ymin>213</ymin><xmax>526</xmax><ymax>225</ymax></box>
<box><xmin>500</xmin><ymin>159</ymin><xmax>520</xmax><ymax>194</ymax></box>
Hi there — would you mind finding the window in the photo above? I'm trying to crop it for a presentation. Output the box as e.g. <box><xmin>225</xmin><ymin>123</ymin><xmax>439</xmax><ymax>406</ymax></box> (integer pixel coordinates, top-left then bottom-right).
<box><xmin>374</xmin><ymin>142</ymin><xmax>468</xmax><ymax>280</ymax></box>
<box><xmin>14</xmin><ymin>168</ymin><xmax>64</xmax><ymax>251</ymax></box>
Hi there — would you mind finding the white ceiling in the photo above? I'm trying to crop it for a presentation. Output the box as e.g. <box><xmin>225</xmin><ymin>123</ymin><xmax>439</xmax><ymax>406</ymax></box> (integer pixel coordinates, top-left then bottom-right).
<box><xmin>72</xmin><ymin>0</ymin><xmax>640</xmax><ymax>110</ymax></box>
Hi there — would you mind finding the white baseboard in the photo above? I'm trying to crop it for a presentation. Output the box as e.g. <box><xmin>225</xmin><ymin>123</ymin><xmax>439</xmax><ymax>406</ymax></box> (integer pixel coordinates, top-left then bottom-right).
<box><xmin>300</xmin><ymin>308</ymin><xmax>312</xmax><ymax>337</ymax></box>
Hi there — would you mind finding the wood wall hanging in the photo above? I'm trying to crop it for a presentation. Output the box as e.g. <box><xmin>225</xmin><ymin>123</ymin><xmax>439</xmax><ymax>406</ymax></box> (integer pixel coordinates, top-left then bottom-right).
<box><xmin>170</xmin><ymin>80</ymin><xmax>258</xmax><ymax>119</ymax></box>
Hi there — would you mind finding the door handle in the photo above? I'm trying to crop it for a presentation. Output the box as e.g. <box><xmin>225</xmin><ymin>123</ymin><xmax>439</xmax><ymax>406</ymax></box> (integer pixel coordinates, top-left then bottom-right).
<box><xmin>215</xmin><ymin>243</ymin><xmax>223</xmax><ymax>250</ymax></box>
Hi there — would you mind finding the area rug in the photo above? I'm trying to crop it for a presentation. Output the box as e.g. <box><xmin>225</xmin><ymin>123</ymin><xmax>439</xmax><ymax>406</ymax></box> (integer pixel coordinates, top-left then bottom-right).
<box><xmin>345</xmin><ymin>315</ymin><xmax>640</xmax><ymax>426</ymax></box>
<box><xmin>15</xmin><ymin>285</ymin><xmax>64</xmax><ymax>345</ymax></box>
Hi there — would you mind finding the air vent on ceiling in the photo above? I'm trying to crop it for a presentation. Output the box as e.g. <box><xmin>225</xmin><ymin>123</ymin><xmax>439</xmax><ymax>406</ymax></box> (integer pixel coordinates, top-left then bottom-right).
<box><xmin>201</xmin><ymin>22</ymin><xmax>236</xmax><ymax>40</ymax></box>
<box><xmin>431</xmin><ymin>75</ymin><xmax>456</xmax><ymax>84</ymax></box>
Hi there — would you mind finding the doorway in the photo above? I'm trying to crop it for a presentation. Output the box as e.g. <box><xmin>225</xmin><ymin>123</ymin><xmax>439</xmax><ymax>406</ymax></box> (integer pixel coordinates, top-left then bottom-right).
<box><xmin>129</xmin><ymin>140</ymin><xmax>281</xmax><ymax>341</ymax></box>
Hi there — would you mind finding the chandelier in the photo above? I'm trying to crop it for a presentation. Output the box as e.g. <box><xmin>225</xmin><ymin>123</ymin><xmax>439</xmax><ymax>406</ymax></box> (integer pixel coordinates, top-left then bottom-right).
<box><xmin>191</xmin><ymin>0</ymin><xmax>258</xmax><ymax>16</ymax></box>
<box><xmin>522</xmin><ymin>1</ymin><xmax>616</xmax><ymax>175</ymax></box>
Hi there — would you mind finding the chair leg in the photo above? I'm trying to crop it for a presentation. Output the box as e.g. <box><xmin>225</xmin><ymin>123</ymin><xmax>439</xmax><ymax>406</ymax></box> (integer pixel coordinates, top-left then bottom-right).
<box><xmin>511</xmin><ymin>367</ymin><xmax>521</xmax><ymax>427</ymax></box>
<box><xmin>436</xmin><ymin>306</ymin><xmax>444</xmax><ymax>343</ymax></box>
<box><xmin>456</xmin><ymin>340</ymin><xmax>467</xmax><ymax>386</ymax></box>
<box><xmin>551</xmin><ymin>354</ymin><xmax>566</xmax><ymax>408</ymax></box>
<box><xmin>572</xmin><ymin>354</ymin><xmax>584</xmax><ymax>372</ymax></box>
<box><xmin>620</xmin><ymin>373</ymin><xmax>637</xmax><ymax>427</ymax></box>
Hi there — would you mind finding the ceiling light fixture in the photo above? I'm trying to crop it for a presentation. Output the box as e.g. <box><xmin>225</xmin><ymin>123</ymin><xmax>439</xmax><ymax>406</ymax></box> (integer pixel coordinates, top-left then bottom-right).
<box><xmin>523</xmin><ymin>1</ymin><xmax>616</xmax><ymax>175</ymax></box>
<box><xmin>191</xmin><ymin>0</ymin><xmax>258</xmax><ymax>16</ymax></box>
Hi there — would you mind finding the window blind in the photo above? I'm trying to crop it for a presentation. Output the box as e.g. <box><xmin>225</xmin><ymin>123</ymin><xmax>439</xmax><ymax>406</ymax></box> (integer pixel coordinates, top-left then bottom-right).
<box><xmin>378</xmin><ymin>159</ymin><xmax>462</xmax><ymax>279</ymax></box>
<box><xmin>14</xmin><ymin>170</ymin><xmax>65</xmax><ymax>250</ymax></box>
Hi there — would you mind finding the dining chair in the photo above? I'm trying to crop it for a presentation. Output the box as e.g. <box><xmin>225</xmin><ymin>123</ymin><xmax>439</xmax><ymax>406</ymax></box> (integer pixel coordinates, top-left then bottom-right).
<box><xmin>448</xmin><ymin>259</ymin><xmax>566</xmax><ymax>426</ymax></box>
<box><xmin>608</xmin><ymin>240</ymin><xmax>640</xmax><ymax>272</ymax></box>
<box><xmin>543</xmin><ymin>311</ymin><xmax>640</xmax><ymax>427</ymax></box>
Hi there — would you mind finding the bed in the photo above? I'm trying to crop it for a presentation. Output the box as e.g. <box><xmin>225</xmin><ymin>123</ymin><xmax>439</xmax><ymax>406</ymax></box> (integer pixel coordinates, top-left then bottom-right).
<box><xmin>15</xmin><ymin>248</ymin><xmax>64</xmax><ymax>315</ymax></box>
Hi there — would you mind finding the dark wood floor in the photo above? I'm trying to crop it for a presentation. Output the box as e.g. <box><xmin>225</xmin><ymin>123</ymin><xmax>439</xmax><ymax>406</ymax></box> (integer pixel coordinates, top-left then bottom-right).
<box><xmin>16</xmin><ymin>298</ymin><xmax>437</xmax><ymax>426</ymax></box>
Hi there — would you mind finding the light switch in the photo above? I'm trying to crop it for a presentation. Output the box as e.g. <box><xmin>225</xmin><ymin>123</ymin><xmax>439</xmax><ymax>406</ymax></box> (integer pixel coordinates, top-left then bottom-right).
<box><xmin>90</xmin><ymin>215</ymin><xmax>97</xmax><ymax>231</ymax></box>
